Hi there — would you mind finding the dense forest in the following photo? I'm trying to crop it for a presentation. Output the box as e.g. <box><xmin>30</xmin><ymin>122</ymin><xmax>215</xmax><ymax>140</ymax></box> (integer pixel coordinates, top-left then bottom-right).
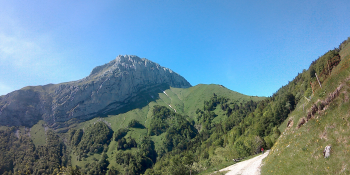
<box><xmin>0</xmin><ymin>128</ymin><xmax>67</xmax><ymax>175</ymax></box>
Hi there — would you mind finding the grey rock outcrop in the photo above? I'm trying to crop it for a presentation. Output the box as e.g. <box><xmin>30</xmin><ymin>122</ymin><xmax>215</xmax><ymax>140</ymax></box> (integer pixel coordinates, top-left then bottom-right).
<box><xmin>0</xmin><ymin>55</ymin><xmax>191</xmax><ymax>128</ymax></box>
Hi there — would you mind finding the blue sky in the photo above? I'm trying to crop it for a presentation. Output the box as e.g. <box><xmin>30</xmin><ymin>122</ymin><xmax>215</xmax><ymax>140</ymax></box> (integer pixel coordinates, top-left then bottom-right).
<box><xmin>1</xmin><ymin>0</ymin><xmax>349</xmax><ymax>97</ymax></box>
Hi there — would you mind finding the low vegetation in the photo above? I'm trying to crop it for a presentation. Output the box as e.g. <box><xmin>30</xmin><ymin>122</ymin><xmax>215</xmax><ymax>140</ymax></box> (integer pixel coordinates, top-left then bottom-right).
<box><xmin>261</xmin><ymin>37</ymin><xmax>350</xmax><ymax>174</ymax></box>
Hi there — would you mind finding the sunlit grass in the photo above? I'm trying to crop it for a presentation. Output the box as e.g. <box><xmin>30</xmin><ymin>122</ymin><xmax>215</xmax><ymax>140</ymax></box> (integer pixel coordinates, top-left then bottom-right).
<box><xmin>262</xmin><ymin>45</ymin><xmax>350</xmax><ymax>175</ymax></box>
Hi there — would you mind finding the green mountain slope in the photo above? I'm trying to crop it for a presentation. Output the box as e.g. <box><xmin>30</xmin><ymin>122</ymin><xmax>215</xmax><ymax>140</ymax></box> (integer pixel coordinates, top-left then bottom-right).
<box><xmin>261</xmin><ymin>38</ymin><xmax>350</xmax><ymax>174</ymax></box>
<box><xmin>70</xmin><ymin>84</ymin><xmax>265</xmax><ymax>174</ymax></box>
<box><xmin>171</xmin><ymin>84</ymin><xmax>263</xmax><ymax>117</ymax></box>
<box><xmin>0</xmin><ymin>83</ymin><xmax>265</xmax><ymax>174</ymax></box>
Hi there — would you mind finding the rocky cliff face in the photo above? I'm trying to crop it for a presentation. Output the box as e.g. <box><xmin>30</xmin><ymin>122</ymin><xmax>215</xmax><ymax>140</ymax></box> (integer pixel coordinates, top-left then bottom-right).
<box><xmin>0</xmin><ymin>55</ymin><xmax>191</xmax><ymax>128</ymax></box>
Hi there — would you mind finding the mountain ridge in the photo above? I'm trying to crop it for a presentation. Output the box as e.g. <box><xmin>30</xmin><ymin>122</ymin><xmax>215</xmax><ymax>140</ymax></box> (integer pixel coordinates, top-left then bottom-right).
<box><xmin>0</xmin><ymin>55</ymin><xmax>191</xmax><ymax>128</ymax></box>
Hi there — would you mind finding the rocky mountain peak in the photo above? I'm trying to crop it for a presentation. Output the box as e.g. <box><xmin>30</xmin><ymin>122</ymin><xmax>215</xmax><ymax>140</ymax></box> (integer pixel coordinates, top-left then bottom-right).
<box><xmin>88</xmin><ymin>55</ymin><xmax>173</xmax><ymax>79</ymax></box>
<box><xmin>115</xmin><ymin>54</ymin><xmax>142</xmax><ymax>63</ymax></box>
<box><xmin>0</xmin><ymin>56</ymin><xmax>191</xmax><ymax>128</ymax></box>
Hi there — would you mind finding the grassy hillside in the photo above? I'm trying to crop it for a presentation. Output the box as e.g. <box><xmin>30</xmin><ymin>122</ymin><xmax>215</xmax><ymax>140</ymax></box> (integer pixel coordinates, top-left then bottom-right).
<box><xmin>261</xmin><ymin>38</ymin><xmax>350</xmax><ymax>174</ymax></box>
<box><xmin>64</xmin><ymin>83</ymin><xmax>266</xmax><ymax>174</ymax></box>
<box><xmin>1</xmin><ymin>80</ymin><xmax>266</xmax><ymax>174</ymax></box>
<box><xmin>171</xmin><ymin>84</ymin><xmax>263</xmax><ymax>118</ymax></box>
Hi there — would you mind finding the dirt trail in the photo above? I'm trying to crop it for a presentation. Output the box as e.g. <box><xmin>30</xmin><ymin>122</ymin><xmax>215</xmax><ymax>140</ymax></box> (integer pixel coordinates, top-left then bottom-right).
<box><xmin>219</xmin><ymin>150</ymin><xmax>269</xmax><ymax>175</ymax></box>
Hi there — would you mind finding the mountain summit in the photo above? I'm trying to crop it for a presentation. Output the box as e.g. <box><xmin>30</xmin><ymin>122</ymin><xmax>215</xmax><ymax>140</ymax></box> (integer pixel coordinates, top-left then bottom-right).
<box><xmin>0</xmin><ymin>55</ymin><xmax>191</xmax><ymax>128</ymax></box>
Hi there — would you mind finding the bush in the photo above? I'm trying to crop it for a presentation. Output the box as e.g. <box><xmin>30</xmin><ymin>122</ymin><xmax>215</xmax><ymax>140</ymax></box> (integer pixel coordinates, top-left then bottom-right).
<box><xmin>114</xmin><ymin>128</ymin><xmax>129</xmax><ymax>141</ymax></box>
<box><xmin>128</xmin><ymin>119</ymin><xmax>144</xmax><ymax>128</ymax></box>
<box><xmin>310</xmin><ymin>66</ymin><xmax>316</xmax><ymax>78</ymax></box>
<box><xmin>304</xmin><ymin>88</ymin><xmax>312</xmax><ymax>98</ymax></box>
<box><xmin>264</xmin><ymin>136</ymin><xmax>273</xmax><ymax>149</ymax></box>
<box><xmin>117</xmin><ymin>137</ymin><xmax>137</xmax><ymax>150</ymax></box>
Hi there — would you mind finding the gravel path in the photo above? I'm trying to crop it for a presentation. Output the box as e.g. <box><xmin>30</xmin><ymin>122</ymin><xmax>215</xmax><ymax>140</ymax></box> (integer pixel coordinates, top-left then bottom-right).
<box><xmin>219</xmin><ymin>150</ymin><xmax>269</xmax><ymax>175</ymax></box>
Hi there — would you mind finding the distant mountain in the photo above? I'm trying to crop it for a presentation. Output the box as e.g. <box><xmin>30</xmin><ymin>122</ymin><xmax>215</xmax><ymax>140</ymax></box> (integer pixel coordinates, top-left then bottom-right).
<box><xmin>0</xmin><ymin>55</ymin><xmax>191</xmax><ymax>128</ymax></box>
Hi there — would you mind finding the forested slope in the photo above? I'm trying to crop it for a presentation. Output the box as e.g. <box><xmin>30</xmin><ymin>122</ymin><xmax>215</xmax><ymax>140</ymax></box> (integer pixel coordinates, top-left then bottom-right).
<box><xmin>261</xmin><ymin>38</ymin><xmax>350</xmax><ymax>174</ymax></box>
<box><xmin>0</xmin><ymin>83</ymin><xmax>265</xmax><ymax>174</ymax></box>
<box><xmin>145</xmin><ymin>37</ymin><xmax>350</xmax><ymax>174</ymax></box>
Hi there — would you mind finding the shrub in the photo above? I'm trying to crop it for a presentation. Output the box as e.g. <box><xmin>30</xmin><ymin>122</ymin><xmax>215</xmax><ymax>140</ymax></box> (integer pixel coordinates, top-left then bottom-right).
<box><xmin>128</xmin><ymin>119</ymin><xmax>144</xmax><ymax>128</ymax></box>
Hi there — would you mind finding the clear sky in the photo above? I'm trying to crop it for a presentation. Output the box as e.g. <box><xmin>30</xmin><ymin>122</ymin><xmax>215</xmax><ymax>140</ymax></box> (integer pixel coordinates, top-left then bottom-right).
<box><xmin>1</xmin><ymin>0</ymin><xmax>349</xmax><ymax>97</ymax></box>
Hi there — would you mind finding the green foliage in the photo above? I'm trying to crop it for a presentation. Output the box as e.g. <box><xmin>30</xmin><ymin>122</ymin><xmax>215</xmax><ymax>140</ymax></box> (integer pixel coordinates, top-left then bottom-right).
<box><xmin>114</xmin><ymin>128</ymin><xmax>129</xmax><ymax>141</ymax></box>
<box><xmin>310</xmin><ymin>65</ymin><xmax>316</xmax><ymax>78</ymax></box>
<box><xmin>107</xmin><ymin>166</ymin><xmax>119</xmax><ymax>175</ymax></box>
<box><xmin>73</xmin><ymin>122</ymin><xmax>113</xmax><ymax>156</ymax></box>
<box><xmin>113</xmin><ymin>136</ymin><xmax>157</xmax><ymax>174</ymax></box>
<box><xmin>117</xmin><ymin>136</ymin><xmax>137</xmax><ymax>150</ymax></box>
<box><xmin>128</xmin><ymin>119</ymin><xmax>144</xmax><ymax>128</ymax></box>
<box><xmin>148</xmin><ymin>106</ymin><xmax>198</xmax><ymax>155</ymax></box>
<box><xmin>203</xmin><ymin>94</ymin><xmax>228</xmax><ymax>112</ymax></box>
<box><xmin>148</xmin><ymin>106</ymin><xmax>174</xmax><ymax>136</ymax></box>
<box><xmin>145</xmin><ymin>97</ymin><xmax>264</xmax><ymax>173</ymax></box>
<box><xmin>169</xmin><ymin>84</ymin><xmax>265</xmax><ymax>119</ymax></box>
<box><xmin>81</xmin><ymin>152</ymin><xmax>109</xmax><ymax>175</ymax></box>
<box><xmin>69</xmin><ymin>129</ymin><xmax>83</xmax><ymax>146</ymax></box>
<box><xmin>138</xmin><ymin>136</ymin><xmax>158</xmax><ymax>163</ymax></box>
<box><xmin>163</xmin><ymin>115</ymin><xmax>197</xmax><ymax>152</ymax></box>
<box><xmin>115</xmin><ymin>150</ymin><xmax>154</xmax><ymax>174</ymax></box>
<box><xmin>0</xmin><ymin>127</ymin><xmax>67</xmax><ymax>175</ymax></box>
<box><xmin>285</xmin><ymin>92</ymin><xmax>296</xmax><ymax>111</ymax></box>
<box><xmin>338</xmin><ymin>36</ymin><xmax>350</xmax><ymax>50</ymax></box>
<box><xmin>52</xmin><ymin>166</ymin><xmax>81</xmax><ymax>175</ymax></box>
<box><xmin>148</xmin><ymin>52</ymin><xmax>336</xmax><ymax>173</ymax></box>
<box><xmin>264</xmin><ymin>136</ymin><xmax>273</xmax><ymax>149</ymax></box>
<box><xmin>261</xmin><ymin>39</ymin><xmax>350</xmax><ymax>174</ymax></box>
<box><xmin>304</xmin><ymin>87</ymin><xmax>312</xmax><ymax>97</ymax></box>
<box><xmin>34</xmin><ymin>130</ymin><xmax>68</xmax><ymax>174</ymax></box>
<box><xmin>203</xmin><ymin>93</ymin><xmax>228</xmax><ymax>111</ymax></box>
